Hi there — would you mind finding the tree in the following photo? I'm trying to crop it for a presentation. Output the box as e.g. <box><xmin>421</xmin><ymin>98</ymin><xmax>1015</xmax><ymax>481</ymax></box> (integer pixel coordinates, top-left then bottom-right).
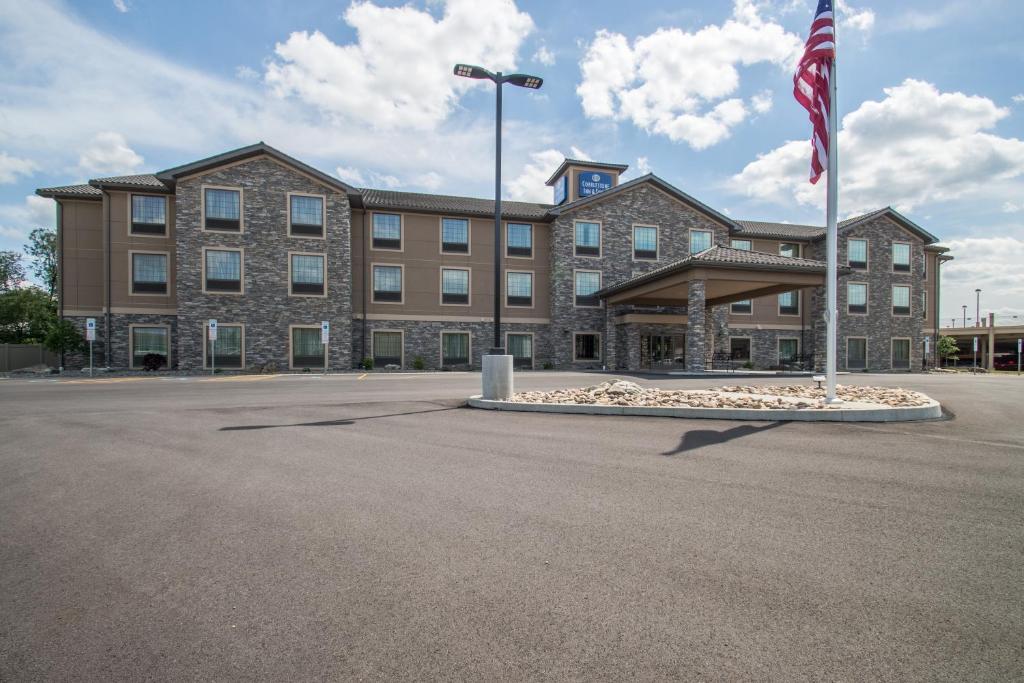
<box><xmin>25</xmin><ymin>228</ymin><xmax>57</xmax><ymax>299</ymax></box>
<box><xmin>938</xmin><ymin>336</ymin><xmax>959</xmax><ymax>366</ymax></box>
<box><xmin>43</xmin><ymin>318</ymin><xmax>84</xmax><ymax>356</ymax></box>
<box><xmin>0</xmin><ymin>250</ymin><xmax>24</xmax><ymax>292</ymax></box>
<box><xmin>0</xmin><ymin>286</ymin><xmax>56</xmax><ymax>343</ymax></box>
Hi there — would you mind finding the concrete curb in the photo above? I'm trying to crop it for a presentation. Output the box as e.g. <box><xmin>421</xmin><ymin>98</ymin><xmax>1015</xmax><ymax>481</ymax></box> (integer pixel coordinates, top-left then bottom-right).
<box><xmin>468</xmin><ymin>396</ymin><xmax>943</xmax><ymax>422</ymax></box>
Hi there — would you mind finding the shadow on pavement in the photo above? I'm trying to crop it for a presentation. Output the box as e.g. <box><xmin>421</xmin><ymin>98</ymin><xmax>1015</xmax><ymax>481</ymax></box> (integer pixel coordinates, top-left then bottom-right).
<box><xmin>219</xmin><ymin>405</ymin><xmax>461</xmax><ymax>431</ymax></box>
<box><xmin>662</xmin><ymin>421</ymin><xmax>785</xmax><ymax>455</ymax></box>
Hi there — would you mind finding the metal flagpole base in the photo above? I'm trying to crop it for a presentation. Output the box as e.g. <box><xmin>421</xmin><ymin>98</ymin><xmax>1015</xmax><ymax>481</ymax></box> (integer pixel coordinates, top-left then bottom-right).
<box><xmin>482</xmin><ymin>353</ymin><xmax>513</xmax><ymax>400</ymax></box>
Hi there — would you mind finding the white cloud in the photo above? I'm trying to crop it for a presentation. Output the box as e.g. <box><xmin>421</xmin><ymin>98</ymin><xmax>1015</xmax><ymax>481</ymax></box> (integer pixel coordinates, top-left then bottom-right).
<box><xmin>1013</xmin><ymin>94</ymin><xmax>1024</xmax><ymax>104</ymax></box>
<box><xmin>0</xmin><ymin>195</ymin><xmax>55</xmax><ymax>243</ymax></box>
<box><xmin>112</xmin><ymin>0</ymin><xmax>128</xmax><ymax>12</ymax></box>
<box><xmin>77</xmin><ymin>131</ymin><xmax>144</xmax><ymax>175</ymax></box>
<box><xmin>569</xmin><ymin>146</ymin><xmax>592</xmax><ymax>161</ymax></box>
<box><xmin>335</xmin><ymin>166</ymin><xmax>401</xmax><ymax>189</ymax></box>
<box><xmin>532</xmin><ymin>45</ymin><xmax>555</xmax><ymax>66</ymax></box>
<box><xmin>265</xmin><ymin>0</ymin><xmax>534</xmax><ymax>130</ymax></box>
<box><xmin>731</xmin><ymin>79</ymin><xmax>1024</xmax><ymax>215</ymax></box>
<box><xmin>635</xmin><ymin>156</ymin><xmax>652</xmax><ymax>175</ymax></box>
<box><xmin>750</xmin><ymin>90</ymin><xmax>773</xmax><ymax>114</ymax></box>
<box><xmin>942</xmin><ymin>237</ymin><xmax>1024</xmax><ymax>320</ymax></box>
<box><xmin>235</xmin><ymin>65</ymin><xmax>259</xmax><ymax>81</ymax></box>
<box><xmin>504</xmin><ymin>149</ymin><xmax>565</xmax><ymax>202</ymax></box>
<box><xmin>1003</xmin><ymin>202</ymin><xmax>1022</xmax><ymax>213</ymax></box>
<box><xmin>0</xmin><ymin>152</ymin><xmax>37</xmax><ymax>184</ymax></box>
<box><xmin>576</xmin><ymin>0</ymin><xmax>803</xmax><ymax>149</ymax></box>
<box><xmin>413</xmin><ymin>172</ymin><xmax>443</xmax><ymax>191</ymax></box>
<box><xmin>837</xmin><ymin>0</ymin><xmax>875</xmax><ymax>34</ymax></box>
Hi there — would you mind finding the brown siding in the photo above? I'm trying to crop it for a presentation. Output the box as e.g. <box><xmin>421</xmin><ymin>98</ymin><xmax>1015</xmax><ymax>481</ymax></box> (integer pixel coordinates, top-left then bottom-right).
<box><xmin>59</xmin><ymin>200</ymin><xmax>104</xmax><ymax>312</ymax></box>
<box><xmin>108</xmin><ymin>190</ymin><xmax>177</xmax><ymax>310</ymax></box>
<box><xmin>728</xmin><ymin>237</ymin><xmax>811</xmax><ymax>327</ymax></box>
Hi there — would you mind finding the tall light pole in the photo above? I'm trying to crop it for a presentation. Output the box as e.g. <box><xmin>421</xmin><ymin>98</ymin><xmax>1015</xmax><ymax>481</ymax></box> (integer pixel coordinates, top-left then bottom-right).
<box><xmin>962</xmin><ymin>305</ymin><xmax>967</xmax><ymax>328</ymax></box>
<box><xmin>975</xmin><ymin>288</ymin><xmax>981</xmax><ymax>328</ymax></box>
<box><xmin>454</xmin><ymin>64</ymin><xmax>542</xmax><ymax>353</ymax></box>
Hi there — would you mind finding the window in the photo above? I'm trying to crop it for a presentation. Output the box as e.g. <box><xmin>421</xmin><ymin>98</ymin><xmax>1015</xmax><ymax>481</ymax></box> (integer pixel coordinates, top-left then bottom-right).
<box><xmin>847</xmin><ymin>337</ymin><xmax>867</xmax><ymax>370</ymax></box>
<box><xmin>778</xmin><ymin>338</ymin><xmax>799</xmax><ymax>364</ymax></box>
<box><xmin>778</xmin><ymin>291</ymin><xmax>799</xmax><ymax>315</ymax></box>
<box><xmin>730</xmin><ymin>239</ymin><xmax>752</xmax><ymax>251</ymax></box>
<box><xmin>848</xmin><ymin>283</ymin><xmax>867</xmax><ymax>314</ymax></box>
<box><xmin>575</xmin><ymin>221</ymin><xmax>600</xmax><ymax>256</ymax></box>
<box><xmin>131</xmin><ymin>195</ymin><xmax>166</xmax><ymax>235</ymax></box>
<box><xmin>574</xmin><ymin>270</ymin><xmax>601</xmax><ymax>307</ymax></box>
<box><xmin>372</xmin><ymin>331</ymin><xmax>402</xmax><ymax>367</ymax></box>
<box><xmin>892</xmin><ymin>338</ymin><xmax>911</xmax><ymax>369</ymax></box>
<box><xmin>892</xmin><ymin>243</ymin><xmax>911</xmax><ymax>272</ymax></box>
<box><xmin>923</xmin><ymin>290</ymin><xmax>928</xmax><ymax>320</ymax></box>
<box><xmin>892</xmin><ymin>285</ymin><xmax>911</xmax><ymax>315</ymax></box>
<box><xmin>634</xmin><ymin>226</ymin><xmax>658</xmax><ymax>259</ymax></box>
<box><xmin>372</xmin><ymin>265</ymin><xmax>402</xmax><ymax>303</ymax></box>
<box><xmin>506</xmin><ymin>223</ymin><xmax>533</xmax><ymax>257</ymax></box>
<box><xmin>204</xmin><ymin>249</ymin><xmax>242</xmax><ymax>293</ymax></box>
<box><xmin>690</xmin><ymin>229</ymin><xmax>712</xmax><ymax>253</ymax></box>
<box><xmin>206</xmin><ymin>324</ymin><xmax>243</xmax><ymax>369</ymax></box>
<box><xmin>731</xmin><ymin>299</ymin><xmax>752</xmax><ymax>314</ymax></box>
<box><xmin>506</xmin><ymin>271</ymin><xmax>533</xmax><ymax>307</ymax></box>
<box><xmin>291</xmin><ymin>327</ymin><xmax>325</xmax><ymax>369</ymax></box>
<box><xmin>131</xmin><ymin>326</ymin><xmax>168</xmax><ymax>369</ymax></box>
<box><xmin>848</xmin><ymin>238</ymin><xmax>867</xmax><ymax>269</ymax></box>
<box><xmin>923</xmin><ymin>256</ymin><xmax>928</xmax><ymax>280</ymax></box>
<box><xmin>730</xmin><ymin>338</ymin><xmax>751</xmax><ymax>362</ymax></box>
<box><xmin>372</xmin><ymin>213</ymin><xmax>402</xmax><ymax>250</ymax></box>
<box><xmin>289</xmin><ymin>194</ymin><xmax>323</xmax><ymax>237</ymax></box>
<box><xmin>290</xmin><ymin>253</ymin><xmax>325</xmax><ymax>296</ymax></box>
<box><xmin>441</xmin><ymin>218</ymin><xmax>469</xmax><ymax>253</ymax></box>
<box><xmin>441</xmin><ymin>268</ymin><xmax>469</xmax><ymax>305</ymax></box>
<box><xmin>779</xmin><ymin>242</ymin><xmax>800</xmax><ymax>258</ymax></box>
<box><xmin>131</xmin><ymin>253</ymin><xmax>167</xmax><ymax>294</ymax></box>
<box><xmin>204</xmin><ymin>188</ymin><xmax>241</xmax><ymax>231</ymax></box>
<box><xmin>441</xmin><ymin>332</ymin><xmax>470</xmax><ymax>366</ymax></box>
<box><xmin>507</xmin><ymin>333</ymin><xmax>533</xmax><ymax>369</ymax></box>
<box><xmin>574</xmin><ymin>333</ymin><xmax>601</xmax><ymax>362</ymax></box>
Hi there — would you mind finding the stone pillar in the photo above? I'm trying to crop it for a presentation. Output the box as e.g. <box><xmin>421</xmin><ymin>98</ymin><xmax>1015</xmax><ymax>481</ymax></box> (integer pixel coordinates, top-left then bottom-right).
<box><xmin>987</xmin><ymin>312</ymin><xmax>995</xmax><ymax>371</ymax></box>
<box><xmin>710</xmin><ymin>304</ymin><xmax>730</xmax><ymax>355</ymax></box>
<box><xmin>604</xmin><ymin>308</ymin><xmax>617</xmax><ymax>370</ymax></box>
<box><xmin>686</xmin><ymin>279</ymin><xmax>706</xmax><ymax>373</ymax></box>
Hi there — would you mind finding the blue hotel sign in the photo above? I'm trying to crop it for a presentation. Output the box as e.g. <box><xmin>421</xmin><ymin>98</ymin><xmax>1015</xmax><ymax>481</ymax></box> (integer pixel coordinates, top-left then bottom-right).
<box><xmin>578</xmin><ymin>171</ymin><xmax>613</xmax><ymax>198</ymax></box>
<box><xmin>553</xmin><ymin>175</ymin><xmax>568</xmax><ymax>205</ymax></box>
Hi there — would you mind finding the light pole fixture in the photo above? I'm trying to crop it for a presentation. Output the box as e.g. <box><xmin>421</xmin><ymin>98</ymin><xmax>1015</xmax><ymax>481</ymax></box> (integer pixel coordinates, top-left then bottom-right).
<box><xmin>453</xmin><ymin>63</ymin><xmax>543</xmax><ymax>354</ymax></box>
<box><xmin>975</xmin><ymin>288</ymin><xmax>981</xmax><ymax>328</ymax></box>
<box><xmin>962</xmin><ymin>305</ymin><xmax>967</xmax><ymax>328</ymax></box>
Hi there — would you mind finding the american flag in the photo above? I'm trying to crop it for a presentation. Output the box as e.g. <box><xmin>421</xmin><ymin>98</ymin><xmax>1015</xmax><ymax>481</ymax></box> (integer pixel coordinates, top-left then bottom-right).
<box><xmin>793</xmin><ymin>0</ymin><xmax>836</xmax><ymax>184</ymax></box>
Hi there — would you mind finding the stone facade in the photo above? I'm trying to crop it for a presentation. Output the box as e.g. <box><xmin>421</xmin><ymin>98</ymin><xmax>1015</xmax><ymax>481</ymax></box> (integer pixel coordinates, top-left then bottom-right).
<box><xmin>64</xmin><ymin>313</ymin><xmax>178</xmax><ymax>370</ymax></box>
<box><xmin>174</xmin><ymin>158</ymin><xmax>352</xmax><ymax>371</ymax></box>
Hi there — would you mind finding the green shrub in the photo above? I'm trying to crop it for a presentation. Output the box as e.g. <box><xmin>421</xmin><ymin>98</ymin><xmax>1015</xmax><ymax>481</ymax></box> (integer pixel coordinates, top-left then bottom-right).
<box><xmin>412</xmin><ymin>355</ymin><xmax>426</xmax><ymax>370</ymax></box>
<box><xmin>361</xmin><ymin>357</ymin><xmax>374</xmax><ymax>370</ymax></box>
<box><xmin>141</xmin><ymin>353</ymin><xmax>164</xmax><ymax>371</ymax></box>
<box><xmin>742</xmin><ymin>361</ymin><xmax>754</xmax><ymax>369</ymax></box>
<box><xmin>542</xmin><ymin>361</ymin><xmax>554</xmax><ymax>370</ymax></box>
<box><xmin>42</xmin><ymin>318</ymin><xmax>84</xmax><ymax>355</ymax></box>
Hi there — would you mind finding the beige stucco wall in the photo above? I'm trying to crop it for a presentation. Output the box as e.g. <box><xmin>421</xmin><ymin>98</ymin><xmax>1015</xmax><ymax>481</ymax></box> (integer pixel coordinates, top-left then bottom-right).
<box><xmin>60</xmin><ymin>199</ymin><xmax>104</xmax><ymax>312</ymax></box>
<box><xmin>727</xmin><ymin>237</ymin><xmax>812</xmax><ymax>328</ymax></box>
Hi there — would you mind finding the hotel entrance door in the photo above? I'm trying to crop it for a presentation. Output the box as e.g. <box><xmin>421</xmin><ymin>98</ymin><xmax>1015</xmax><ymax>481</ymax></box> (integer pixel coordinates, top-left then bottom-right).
<box><xmin>640</xmin><ymin>335</ymin><xmax>685</xmax><ymax>369</ymax></box>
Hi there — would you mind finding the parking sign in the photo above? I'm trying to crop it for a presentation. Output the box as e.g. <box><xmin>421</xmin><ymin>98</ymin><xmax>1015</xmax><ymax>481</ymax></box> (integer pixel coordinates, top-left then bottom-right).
<box><xmin>208</xmin><ymin>319</ymin><xmax>218</xmax><ymax>341</ymax></box>
<box><xmin>86</xmin><ymin>318</ymin><xmax>96</xmax><ymax>341</ymax></box>
<box><xmin>321</xmin><ymin>320</ymin><xmax>330</xmax><ymax>344</ymax></box>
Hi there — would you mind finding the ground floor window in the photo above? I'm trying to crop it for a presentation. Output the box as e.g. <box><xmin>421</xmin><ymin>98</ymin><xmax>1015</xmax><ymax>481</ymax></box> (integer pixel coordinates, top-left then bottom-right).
<box><xmin>291</xmin><ymin>327</ymin><xmax>325</xmax><ymax>368</ymax></box>
<box><xmin>847</xmin><ymin>337</ymin><xmax>867</xmax><ymax>370</ymax></box>
<box><xmin>131</xmin><ymin>326</ymin><xmax>168</xmax><ymax>369</ymax></box>
<box><xmin>574</xmin><ymin>333</ymin><xmax>601</xmax><ymax>362</ymax></box>
<box><xmin>730</xmin><ymin>299</ymin><xmax>751</xmax><ymax>314</ymax></box>
<box><xmin>206</xmin><ymin>324</ymin><xmax>243</xmax><ymax>369</ymax></box>
<box><xmin>730</xmin><ymin>337</ymin><xmax>751</xmax><ymax>362</ymax></box>
<box><xmin>507</xmin><ymin>333</ymin><xmax>533</xmax><ymax>369</ymax></box>
<box><xmin>441</xmin><ymin>332</ymin><xmax>470</xmax><ymax>366</ymax></box>
<box><xmin>640</xmin><ymin>334</ymin><xmax>685</xmax><ymax>369</ymax></box>
<box><xmin>778</xmin><ymin>338</ymin><xmax>799</xmax><ymax>364</ymax></box>
<box><xmin>892</xmin><ymin>338</ymin><xmax>910</xmax><ymax>369</ymax></box>
<box><xmin>373</xmin><ymin>331</ymin><xmax>403</xmax><ymax>367</ymax></box>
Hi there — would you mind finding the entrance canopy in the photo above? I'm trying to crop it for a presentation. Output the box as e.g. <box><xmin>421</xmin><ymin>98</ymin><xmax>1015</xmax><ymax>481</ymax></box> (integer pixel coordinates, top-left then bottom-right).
<box><xmin>597</xmin><ymin>245</ymin><xmax>839</xmax><ymax>307</ymax></box>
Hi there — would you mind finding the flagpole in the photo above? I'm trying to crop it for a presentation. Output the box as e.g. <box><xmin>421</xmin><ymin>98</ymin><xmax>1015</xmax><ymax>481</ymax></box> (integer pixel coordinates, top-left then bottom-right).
<box><xmin>824</xmin><ymin>54</ymin><xmax>839</xmax><ymax>403</ymax></box>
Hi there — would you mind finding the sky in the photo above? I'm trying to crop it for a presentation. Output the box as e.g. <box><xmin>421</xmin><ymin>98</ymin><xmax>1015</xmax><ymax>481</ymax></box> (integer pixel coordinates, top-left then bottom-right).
<box><xmin>0</xmin><ymin>0</ymin><xmax>1021</xmax><ymax>325</ymax></box>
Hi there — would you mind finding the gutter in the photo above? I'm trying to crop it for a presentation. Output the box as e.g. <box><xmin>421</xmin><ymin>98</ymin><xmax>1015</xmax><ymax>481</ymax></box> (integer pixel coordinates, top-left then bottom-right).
<box><xmin>361</xmin><ymin>209</ymin><xmax>368</xmax><ymax>364</ymax></box>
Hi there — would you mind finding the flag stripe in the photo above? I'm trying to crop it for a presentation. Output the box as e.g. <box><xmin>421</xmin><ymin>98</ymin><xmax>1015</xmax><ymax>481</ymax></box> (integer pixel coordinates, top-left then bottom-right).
<box><xmin>793</xmin><ymin>0</ymin><xmax>835</xmax><ymax>184</ymax></box>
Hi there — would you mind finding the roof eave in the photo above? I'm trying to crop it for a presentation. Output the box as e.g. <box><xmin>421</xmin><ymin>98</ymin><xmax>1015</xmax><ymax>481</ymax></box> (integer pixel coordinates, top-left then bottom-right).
<box><xmin>544</xmin><ymin>159</ymin><xmax>630</xmax><ymax>186</ymax></box>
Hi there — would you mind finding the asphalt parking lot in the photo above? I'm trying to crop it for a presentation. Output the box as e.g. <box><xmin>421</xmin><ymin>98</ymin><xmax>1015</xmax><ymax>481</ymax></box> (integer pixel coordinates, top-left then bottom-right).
<box><xmin>1</xmin><ymin>371</ymin><xmax>1022</xmax><ymax>680</ymax></box>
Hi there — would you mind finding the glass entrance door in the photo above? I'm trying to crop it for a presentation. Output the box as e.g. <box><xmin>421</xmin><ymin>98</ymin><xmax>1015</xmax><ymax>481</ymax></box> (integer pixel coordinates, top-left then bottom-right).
<box><xmin>640</xmin><ymin>335</ymin><xmax>685</xmax><ymax>369</ymax></box>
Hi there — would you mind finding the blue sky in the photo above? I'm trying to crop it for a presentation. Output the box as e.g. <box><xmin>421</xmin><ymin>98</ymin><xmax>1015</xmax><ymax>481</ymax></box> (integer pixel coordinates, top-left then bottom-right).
<box><xmin>1</xmin><ymin>0</ymin><xmax>1022</xmax><ymax>323</ymax></box>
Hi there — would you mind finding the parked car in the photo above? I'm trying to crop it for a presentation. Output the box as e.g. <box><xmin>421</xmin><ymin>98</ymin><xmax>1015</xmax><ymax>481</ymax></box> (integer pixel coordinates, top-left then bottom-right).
<box><xmin>993</xmin><ymin>356</ymin><xmax>1020</xmax><ymax>371</ymax></box>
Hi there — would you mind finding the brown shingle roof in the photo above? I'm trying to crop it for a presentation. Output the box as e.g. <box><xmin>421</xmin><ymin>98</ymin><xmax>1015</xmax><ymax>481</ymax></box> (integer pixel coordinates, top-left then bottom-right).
<box><xmin>35</xmin><ymin>183</ymin><xmax>102</xmax><ymax>199</ymax></box>
<box><xmin>359</xmin><ymin>188</ymin><xmax>552</xmax><ymax>221</ymax></box>
<box><xmin>734</xmin><ymin>220</ymin><xmax>824</xmax><ymax>240</ymax></box>
<box><xmin>90</xmin><ymin>173</ymin><xmax>169</xmax><ymax>190</ymax></box>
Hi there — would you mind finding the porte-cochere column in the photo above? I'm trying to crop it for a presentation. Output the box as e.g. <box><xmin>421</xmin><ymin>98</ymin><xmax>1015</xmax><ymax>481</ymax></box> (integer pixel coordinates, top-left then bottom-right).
<box><xmin>686</xmin><ymin>279</ymin><xmax>706</xmax><ymax>373</ymax></box>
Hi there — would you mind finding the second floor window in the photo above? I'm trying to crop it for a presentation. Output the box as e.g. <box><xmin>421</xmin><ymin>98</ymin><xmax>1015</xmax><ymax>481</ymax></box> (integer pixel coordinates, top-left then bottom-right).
<box><xmin>506</xmin><ymin>272</ymin><xmax>533</xmax><ymax>307</ymax></box>
<box><xmin>507</xmin><ymin>223</ymin><xmax>532</xmax><ymax>257</ymax></box>
<box><xmin>779</xmin><ymin>242</ymin><xmax>800</xmax><ymax>258</ymax></box>
<box><xmin>131</xmin><ymin>253</ymin><xmax>167</xmax><ymax>294</ymax></box>
<box><xmin>848</xmin><ymin>238</ymin><xmax>867</xmax><ymax>269</ymax></box>
<box><xmin>730</xmin><ymin>239</ymin><xmax>751</xmax><ymax>251</ymax></box>
<box><xmin>634</xmin><ymin>226</ymin><xmax>658</xmax><ymax>259</ymax></box>
<box><xmin>289</xmin><ymin>195</ymin><xmax>324</xmax><ymax>237</ymax></box>
<box><xmin>778</xmin><ymin>291</ymin><xmax>799</xmax><ymax>315</ymax></box>
<box><xmin>290</xmin><ymin>254</ymin><xmax>325</xmax><ymax>295</ymax></box>
<box><xmin>441</xmin><ymin>268</ymin><xmax>469</xmax><ymax>304</ymax></box>
<box><xmin>892</xmin><ymin>243</ymin><xmax>911</xmax><ymax>272</ymax></box>
<box><xmin>690</xmin><ymin>229</ymin><xmax>712</xmax><ymax>253</ymax></box>
<box><xmin>731</xmin><ymin>299</ymin><xmax>752</xmax><ymax>314</ymax></box>
<box><xmin>575</xmin><ymin>270</ymin><xmax>601</xmax><ymax>307</ymax></box>
<box><xmin>372</xmin><ymin>213</ymin><xmax>402</xmax><ymax>250</ymax></box>
<box><xmin>575</xmin><ymin>221</ymin><xmax>600</xmax><ymax>256</ymax></box>
<box><xmin>372</xmin><ymin>265</ymin><xmax>402</xmax><ymax>302</ymax></box>
<box><xmin>131</xmin><ymin>195</ymin><xmax>166</xmax><ymax>235</ymax></box>
<box><xmin>848</xmin><ymin>283</ymin><xmax>867</xmax><ymax>314</ymax></box>
<box><xmin>892</xmin><ymin>285</ymin><xmax>911</xmax><ymax>315</ymax></box>
<box><xmin>441</xmin><ymin>218</ymin><xmax>469</xmax><ymax>253</ymax></box>
<box><xmin>204</xmin><ymin>188</ymin><xmax>241</xmax><ymax>231</ymax></box>
<box><xmin>205</xmin><ymin>249</ymin><xmax>242</xmax><ymax>293</ymax></box>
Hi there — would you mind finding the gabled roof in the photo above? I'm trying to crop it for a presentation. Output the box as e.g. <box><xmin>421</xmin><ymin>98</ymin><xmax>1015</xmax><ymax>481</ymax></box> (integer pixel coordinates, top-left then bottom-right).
<box><xmin>359</xmin><ymin>188</ymin><xmax>552</xmax><ymax>221</ymax></box>
<box><xmin>733</xmin><ymin>207</ymin><xmax>939</xmax><ymax>244</ymax></box>
<box><xmin>545</xmin><ymin>158</ymin><xmax>629</xmax><ymax>186</ymax></box>
<box><xmin>547</xmin><ymin>173</ymin><xmax>741</xmax><ymax>230</ymax></box>
<box><xmin>89</xmin><ymin>173</ymin><xmax>171</xmax><ymax>193</ymax></box>
<box><xmin>597</xmin><ymin>245</ymin><xmax>834</xmax><ymax>299</ymax></box>
<box><xmin>155</xmin><ymin>142</ymin><xmax>358</xmax><ymax>194</ymax></box>
<box><xmin>35</xmin><ymin>183</ymin><xmax>102</xmax><ymax>200</ymax></box>
<box><xmin>838</xmin><ymin>207</ymin><xmax>938</xmax><ymax>243</ymax></box>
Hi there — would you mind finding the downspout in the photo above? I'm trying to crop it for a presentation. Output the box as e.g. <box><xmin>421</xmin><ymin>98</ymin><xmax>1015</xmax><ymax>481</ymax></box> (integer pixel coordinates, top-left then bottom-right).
<box><xmin>935</xmin><ymin>255</ymin><xmax>942</xmax><ymax>368</ymax></box>
<box><xmin>361</xmin><ymin>209</ymin><xmax>368</xmax><ymax>364</ymax></box>
<box><xmin>102</xmin><ymin>190</ymin><xmax>112</xmax><ymax>366</ymax></box>
<box><xmin>57</xmin><ymin>201</ymin><xmax>64</xmax><ymax>370</ymax></box>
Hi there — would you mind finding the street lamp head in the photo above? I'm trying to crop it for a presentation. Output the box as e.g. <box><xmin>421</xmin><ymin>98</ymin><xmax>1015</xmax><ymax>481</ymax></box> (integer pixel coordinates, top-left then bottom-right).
<box><xmin>504</xmin><ymin>73</ymin><xmax>543</xmax><ymax>89</ymax></box>
<box><xmin>453</xmin><ymin>64</ymin><xmax>495</xmax><ymax>81</ymax></box>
